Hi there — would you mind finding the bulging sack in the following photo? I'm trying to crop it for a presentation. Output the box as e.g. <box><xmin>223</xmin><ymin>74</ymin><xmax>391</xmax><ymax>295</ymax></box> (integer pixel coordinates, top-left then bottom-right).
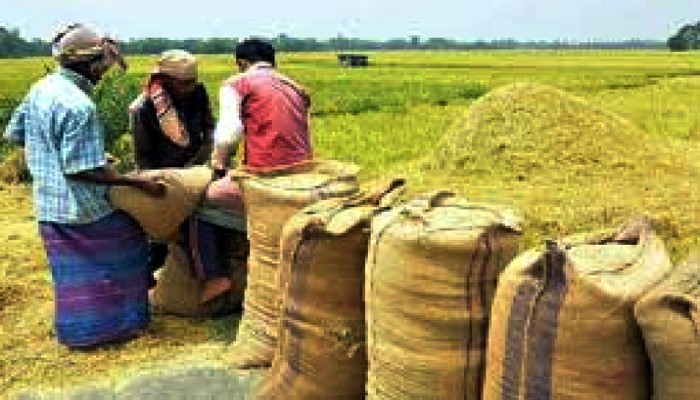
<box><xmin>228</xmin><ymin>160</ymin><xmax>360</xmax><ymax>369</ymax></box>
<box><xmin>635</xmin><ymin>259</ymin><xmax>700</xmax><ymax>400</ymax></box>
<box><xmin>109</xmin><ymin>166</ymin><xmax>213</xmax><ymax>241</ymax></box>
<box><xmin>366</xmin><ymin>191</ymin><xmax>522</xmax><ymax>400</ymax></box>
<box><xmin>255</xmin><ymin>179</ymin><xmax>405</xmax><ymax>400</ymax></box>
<box><xmin>150</xmin><ymin>230</ymin><xmax>249</xmax><ymax>317</ymax></box>
<box><xmin>483</xmin><ymin>217</ymin><xmax>672</xmax><ymax>400</ymax></box>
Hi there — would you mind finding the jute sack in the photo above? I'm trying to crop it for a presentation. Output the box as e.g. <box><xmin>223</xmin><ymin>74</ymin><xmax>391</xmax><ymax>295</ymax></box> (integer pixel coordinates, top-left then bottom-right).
<box><xmin>635</xmin><ymin>259</ymin><xmax>700</xmax><ymax>400</ymax></box>
<box><xmin>109</xmin><ymin>166</ymin><xmax>213</xmax><ymax>241</ymax></box>
<box><xmin>366</xmin><ymin>191</ymin><xmax>522</xmax><ymax>400</ymax></box>
<box><xmin>150</xmin><ymin>229</ymin><xmax>250</xmax><ymax>317</ymax></box>
<box><xmin>255</xmin><ymin>179</ymin><xmax>405</xmax><ymax>400</ymax></box>
<box><xmin>483</xmin><ymin>217</ymin><xmax>671</xmax><ymax>400</ymax></box>
<box><xmin>228</xmin><ymin>160</ymin><xmax>360</xmax><ymax>369</ymax></box>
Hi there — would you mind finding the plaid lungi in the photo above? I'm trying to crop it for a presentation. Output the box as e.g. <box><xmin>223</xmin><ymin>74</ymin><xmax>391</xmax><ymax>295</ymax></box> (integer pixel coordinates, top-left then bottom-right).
<box><xmin>39</xmin><ymin>211</ymin><xmax>150</xmax><ymax>347</ymax></box>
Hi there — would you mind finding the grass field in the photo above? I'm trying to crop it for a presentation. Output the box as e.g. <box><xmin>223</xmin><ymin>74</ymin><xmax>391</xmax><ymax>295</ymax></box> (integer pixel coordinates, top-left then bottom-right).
<box><xmin>1</xmin><ymin>50</ymin><xmax>700</xmax><ymax>396</ymax></box>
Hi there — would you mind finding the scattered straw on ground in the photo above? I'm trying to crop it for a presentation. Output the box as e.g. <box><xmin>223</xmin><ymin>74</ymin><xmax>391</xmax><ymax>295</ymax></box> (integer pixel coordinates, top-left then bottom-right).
<box><xmin>0</xmin><ymin>148</ymin><xmax>29</xmax><ymax>185</ymax></box>
<box><xmin>0</xmin><ymin>185</ymin><xmax>245</xmax><ymax>396</ymax></box>
<box><xmin>410</xmin><ymin>82</ymin><xmax>700</xmax><ymax>260</ymax></box>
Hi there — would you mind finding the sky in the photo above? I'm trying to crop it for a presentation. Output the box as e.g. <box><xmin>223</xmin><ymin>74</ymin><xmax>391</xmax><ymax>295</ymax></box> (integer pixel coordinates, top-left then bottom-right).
<box><xmin>2</xmin><ymin>0</ymin><xmax>699</xmax><ymax>41</ymax></box>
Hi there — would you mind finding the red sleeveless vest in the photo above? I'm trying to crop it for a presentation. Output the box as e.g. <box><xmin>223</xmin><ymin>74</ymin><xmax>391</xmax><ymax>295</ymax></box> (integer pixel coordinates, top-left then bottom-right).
<box><xmin>228</xmin><ymin>67</ymin><xmax>312</xmax><ymax>172</ymax></box>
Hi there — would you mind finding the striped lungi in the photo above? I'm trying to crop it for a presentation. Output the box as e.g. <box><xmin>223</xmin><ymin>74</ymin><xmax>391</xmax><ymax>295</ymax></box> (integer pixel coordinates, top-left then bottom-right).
<box><xmin>39</xmin><ymin>211</ymin><xmax>151</xmax><ymax>347</ymax></box>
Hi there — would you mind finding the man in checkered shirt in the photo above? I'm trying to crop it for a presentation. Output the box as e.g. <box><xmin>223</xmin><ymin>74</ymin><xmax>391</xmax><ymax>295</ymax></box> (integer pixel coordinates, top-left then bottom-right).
<box><xmin>3</xmin><ymin>23</ymin><xmax>164</xmax><ymax>348</ymax></box>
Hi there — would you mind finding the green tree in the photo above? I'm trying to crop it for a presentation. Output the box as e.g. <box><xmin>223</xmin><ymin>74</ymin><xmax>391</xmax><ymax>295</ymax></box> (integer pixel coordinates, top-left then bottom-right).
<box><xmin>93</xmin><ymin>72</ymin><xmax>142</xmax><ymax>153</ymax></box>
<box><xmin>668</xmin><ymin>22</ymin><xmax>700</xmax><ymax>51</ymax></box>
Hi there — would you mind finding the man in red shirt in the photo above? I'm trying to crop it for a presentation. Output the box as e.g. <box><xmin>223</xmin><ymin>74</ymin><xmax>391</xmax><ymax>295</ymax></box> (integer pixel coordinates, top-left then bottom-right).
<box><xmin>211</xmin><ymin>38</ymin><xmax>312</xmax><ymax>174</ymax></box>
<box><xmin>201</xmin><ymin>39</ymin><xmax>313</xmax><ymax>303</ymax></box>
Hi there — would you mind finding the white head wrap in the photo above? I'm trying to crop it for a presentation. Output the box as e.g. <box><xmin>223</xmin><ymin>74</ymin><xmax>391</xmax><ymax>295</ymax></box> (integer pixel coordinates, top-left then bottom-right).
<box><xmin>51</xmin><ymin>23</ymin><xmax>127</xmax><ymax>70</ymax></box>
<box><xmin>153</xmin><ymin>50</ymin><xmax>197</xmax><ymax>80</ymax></box>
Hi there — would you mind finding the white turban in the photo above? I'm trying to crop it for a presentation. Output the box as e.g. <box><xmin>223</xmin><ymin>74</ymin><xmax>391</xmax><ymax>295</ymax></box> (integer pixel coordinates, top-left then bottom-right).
<box><xmin>153</xmin><ymin>50</ymin><xmax>198</xmax><ymax>80</ymax></box>
<box><xmin>51</xmin><ymin>23</ymin><xmax>127</xmax><ymax>70</ymax></box>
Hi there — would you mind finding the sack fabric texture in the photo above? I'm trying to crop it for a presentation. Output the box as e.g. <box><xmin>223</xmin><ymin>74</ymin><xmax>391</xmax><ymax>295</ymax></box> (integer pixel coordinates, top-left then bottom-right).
<box><xmin>483</xmin><ymin>217</ymin><xmax>671</xmax><ymax>400</ymax></box>
<box><xmin>227</xmin><ymin>160</ymin><xmax>360</xmax><ymax>369</ymax></box>
<box><xmin>366</xmin><ymin>191</ymin><xmax>523</xmax><ymax>400</ymax></box>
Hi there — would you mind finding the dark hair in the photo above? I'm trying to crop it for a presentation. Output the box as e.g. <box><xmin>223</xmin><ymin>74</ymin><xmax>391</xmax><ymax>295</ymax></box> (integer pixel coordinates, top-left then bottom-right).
<box><xmin>235</xmin><ymin>38</ymin><xmax>276</xmax><ymax>67</ymax></box>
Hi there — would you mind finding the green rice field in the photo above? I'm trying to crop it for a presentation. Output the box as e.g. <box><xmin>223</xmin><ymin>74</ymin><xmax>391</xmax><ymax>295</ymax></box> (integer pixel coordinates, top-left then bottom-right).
<box><xmin>1</xmin><ymin>50</ymin><xmax>700</xmax><ymax>397</ymax></box>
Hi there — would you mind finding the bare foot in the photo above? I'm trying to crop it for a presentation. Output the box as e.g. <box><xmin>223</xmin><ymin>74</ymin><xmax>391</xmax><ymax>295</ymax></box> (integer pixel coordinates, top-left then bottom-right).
<box><xmin>201</xmin><ymin>277</ymin><xmax>232</xmax><ymax>304</ymax></box>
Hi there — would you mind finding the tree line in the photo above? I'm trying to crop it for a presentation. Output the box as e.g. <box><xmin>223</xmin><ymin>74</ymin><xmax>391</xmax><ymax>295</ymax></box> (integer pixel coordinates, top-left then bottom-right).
<box><xmin>0</xmin><ymin>26</ymin><xmax>674</xmax><ymax>58</ymax></box>
<box><xmin>668</xmin><ymin>22</ymin><xmax>700</xmax><ymax>51</ymax></box>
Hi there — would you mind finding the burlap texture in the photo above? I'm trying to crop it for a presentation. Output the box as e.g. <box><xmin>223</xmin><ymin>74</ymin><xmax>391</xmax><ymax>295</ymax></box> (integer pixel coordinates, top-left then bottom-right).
<box><xmin>227</xmin><ymin>160</ymin><xmax>360</xmax><ymax>369</ymax></box>
<box><xmin>109</xmin><ymin>166</ymin><xmax>213</xmax><ymax>241</ymax></box>
<box><xmin>483</xmin><ymin>217</ymin><xmax>671</xmax><ymax>400</ymax></box>
<box><xmin>150</xmin><ymin>230</ymin><xmax>249</xmax><ymax>317</ymax></box>
<box><xmin>365</xmin><ymin>191</ymin><xmax>522</xmax><ymax>400</ymax></box>
<box><xmin>635</xmin><ymin>259</ymin><xmax>700</xmax><ymax>400</ymax></box>
<box><xmin>254</xmin><ymin>179</ymin><xmax>405</xmax><ymax>400</ymax></box>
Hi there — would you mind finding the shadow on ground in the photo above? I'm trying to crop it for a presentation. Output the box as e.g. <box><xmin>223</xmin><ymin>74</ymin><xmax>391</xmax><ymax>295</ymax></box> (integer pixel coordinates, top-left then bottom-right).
<box><xmin>12</xmin><ymin>363</ymin><xmax>265</xmax><ymax>400</ymax></box>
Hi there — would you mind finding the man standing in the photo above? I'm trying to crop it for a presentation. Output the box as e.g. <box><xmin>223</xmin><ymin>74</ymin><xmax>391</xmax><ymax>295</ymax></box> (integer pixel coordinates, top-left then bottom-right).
<box><xmin>3</xmin><ymin>23</ymin><xmax>164</xmax><ymax>348</ymax></box>
<box><xmin>211</xmin><ymin>38</ymin><xmax>313</xmax><ymax>173</ymax></box>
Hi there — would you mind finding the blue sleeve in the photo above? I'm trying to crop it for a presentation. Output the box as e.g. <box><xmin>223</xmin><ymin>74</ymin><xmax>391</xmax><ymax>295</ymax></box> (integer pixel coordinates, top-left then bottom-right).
<box><xmin>3</xmin><ymin>99</ymin><xmax>29</xmax><ymax>146</ymax></box>
<box><xmin>60</xmin><ymin>105</ymin><xmax>107</xmax><ymax>175</ymax></box>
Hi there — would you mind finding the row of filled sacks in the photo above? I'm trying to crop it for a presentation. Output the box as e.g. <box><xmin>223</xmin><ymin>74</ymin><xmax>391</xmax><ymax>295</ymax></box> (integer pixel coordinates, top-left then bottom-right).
<box><xmin>484</xmin><ymin>216</ymin><xmax>700</xmax><ymax>400</ymax></box>
<box><xmin>107</xmin><ymin>162</ymin><xmax>700</xmax><ymax>399</ymax></box>
<box><xmin>253</xmin><ymin>188</ymin><xmax>524</xmax><ymax>399</ymax></box>
<box><xmin>253</xmin><ymin>179</ymin><xmax>408</xmax><ymax>399</ymax></box>
<box><xmin>251</xmin><ymin>183</ymin><xmax>700</xmax><ymax>400</ymax></box>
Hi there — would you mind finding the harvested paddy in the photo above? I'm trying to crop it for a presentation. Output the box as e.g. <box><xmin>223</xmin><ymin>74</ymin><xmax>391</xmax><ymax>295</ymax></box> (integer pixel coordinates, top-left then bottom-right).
<box><xmin>417</xmin><ymin>82</ymin><xmax>700</xmax><ymax>260</ymax></box>
<box><xmin>427</xmin><ymin>82</ymin><xmax>682</xmax><ymax>180</ymax></box>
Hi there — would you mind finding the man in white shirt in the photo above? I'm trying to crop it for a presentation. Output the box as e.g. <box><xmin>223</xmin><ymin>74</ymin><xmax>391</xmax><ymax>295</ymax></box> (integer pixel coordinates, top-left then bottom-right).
<box><xmin>211</xmin><ymin>38</ymin><xmax>312</xmax><ymax>176</ymax></box>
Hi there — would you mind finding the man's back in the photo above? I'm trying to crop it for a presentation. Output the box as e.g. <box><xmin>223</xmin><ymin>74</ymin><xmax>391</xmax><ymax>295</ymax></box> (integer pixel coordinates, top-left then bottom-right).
<box><xmin>5</xmin><ymin>68</ymin><xmax>112</xmax><ymax>224</ymax></box>
<box><xmin>229</xmin><ymin>67</ymin><xmax>311</xmax><ymax>171</ymax></box>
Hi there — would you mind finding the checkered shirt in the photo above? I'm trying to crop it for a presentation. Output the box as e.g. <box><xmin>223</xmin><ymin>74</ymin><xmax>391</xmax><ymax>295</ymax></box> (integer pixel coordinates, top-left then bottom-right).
<box><xmin>3</xmin><ymin>67</ymin><xmax>114</xmax><ymax>224</ymax></box>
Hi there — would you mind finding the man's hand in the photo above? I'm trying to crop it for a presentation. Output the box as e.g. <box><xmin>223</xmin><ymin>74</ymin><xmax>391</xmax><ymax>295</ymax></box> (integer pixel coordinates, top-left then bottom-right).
<box><xmin>133</xmin><ymin>178</ymin><xmax>167</xmax><ymax>198</ymax></box>
<box><xmin>68</xmin><ymin>168</ymin><xmax>166</xmax><ymax>197</ymax></box>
